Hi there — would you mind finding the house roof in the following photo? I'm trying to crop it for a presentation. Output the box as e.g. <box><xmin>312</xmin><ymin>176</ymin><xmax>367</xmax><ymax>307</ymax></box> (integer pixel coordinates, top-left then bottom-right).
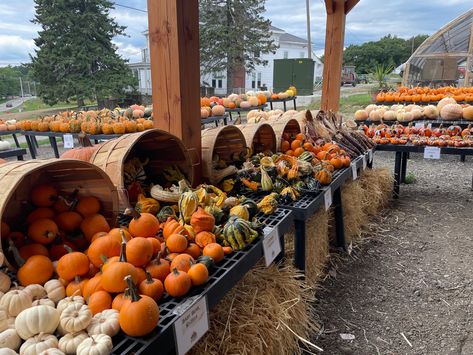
<box><xmin>279</xmin><ymin>32</ymin><xmax>308</xmax><ymax>44</ymax></box>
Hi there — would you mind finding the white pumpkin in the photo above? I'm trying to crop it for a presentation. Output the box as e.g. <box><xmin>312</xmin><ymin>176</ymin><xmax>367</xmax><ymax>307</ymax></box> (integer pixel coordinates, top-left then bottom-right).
<box><xmin>58</xmin><ymin>331</ymin><xmax>88</xmax><ymax>354</ymax></box>
<box><xmin>56</xmin><ymin>296</ymin><xmax>84</xmax><ymax>315</ymax></box>
<box><xmin>0</xmin><ymin>290</ymin><xmax>32</xmax><ymax>317</ymax></box>
<box><xmin>437</xmin><ymin>97</ymin><xmax>457</xmax><ymax>111</ymax></box>
<box><xmin>24</xmin><ymin>284</ymin><xmax>46</xmax><ymax>301</ymax></box>
<box><xmin>44</xmin><ymin>280</ymin><xmax>65</xmax><ymax>304</ymax></box>
<box><xmin>7</xmin><ymin>317</ymin><xmax>15</xmax><ymax>330</ymax></box>
<box><xmin>0</xmin><ymin>304</ymin><xmax>8</xmax><ymax>332</ymax></box>
<box><xmin>365</xmin><ymin>104</ymin><xmax>378</xmax><ymax>114</ymax></box>
<box><xmin>368</xmin><ymin>110</ymin><xmax>381</xmax><ymax>122</ymax></box>
<box><xmin>86</xmin><ymin>309</ymin><xmax>119</xmax><ymax>337</ymax></box>
<box><xmin>0</xmin><ymin>141</ymin><xmax>11</xmax><ymax>152</ymax></box>
<box><xmin>354</xmin><ymin>109</ymin><xmax>368</xmax><ymax>121</ymax></box>
<box><xmin>0</xmin><ymin>329</ymin><xmax>21</xmax><ymax>350</ymax></box>
<box><xmin>0</xmin><ymin>272</ymin><xmax>11</xmax><ymax>293</ymax></box>
<box><xmin>423</xmin><ymin>105</ymin><xmax>439</xmax><ymax>119</ymax></box>
<box><xmin>38</xmin><ymin>349</ymin><xmax>65</xmax><ymax>355</ymax></box>
<box><xmin>440</xmin><ymin>103</ymin><xmax>463</xmax><ymax>120</ymax></box>
<box><xmin>33</xmin><ymin>298</ymin><xmax>56</xmax><ymax>308</ymax></box>
<box><xmin>19</xmin><ymin>333</ymin><xmax>58</xmax><ymax>355</ymax></box>
<box><xmin>15</xmin><ymin>305</ymin><xmax>60</xmax><ymax>340</ymax></box>
<box><xmin>60</xmin><ymin>303</ymin><xmax>92</xmax><ymax>333</ymax></box>
<box><xmin>76</xmin><ymin>334</ymin><xmax>112</xmax><ymax>355</ymax></box>
<box><xmin>411</xmin><ymin>108</ymin><xmax>423</xmax><ymax>120</ymax></box>
<box><xmin>0</xmin><ymin>348</ymin><xmax>17</xmax><ymax>354</ymax></box>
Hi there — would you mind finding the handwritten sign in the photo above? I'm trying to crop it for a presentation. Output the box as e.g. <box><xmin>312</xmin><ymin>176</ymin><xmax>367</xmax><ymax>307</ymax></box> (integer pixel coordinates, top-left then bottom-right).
<box><xmin>263</xmin><ymin>227</ymin><xmax>281</xmax><ymax>267</ymax></box>
<box><xmin>324</xmin><ymin>188</ymin><xmax>332</xmax><ymax>211</ymax></box>
<box><xmin>368</xmin><ymin>149</ymin><xmax>373</xmax><ymax>163</ymax></box>
<box><xmin>174</xmin><ymin>296</ymin><xmax>209</xmax><ymax>355</ymax></box>
<box><xmin>362</xmin><ymin>155</ymin><xmax>367</xmax><ymax>170</ymax></box>
<box><xmin>351</xmin><ymin>163</ymin><xmax>358</xmax><ymax>180</ymax></box>
<box><xmin>424</xmin><ymin>146</ymin><xmax>440</xmax><ymax>160</ymax></box>
<box><xmin>63</xmin><ymin>134</ymin><xmax>74</xmax><ymax>149</ymax></box>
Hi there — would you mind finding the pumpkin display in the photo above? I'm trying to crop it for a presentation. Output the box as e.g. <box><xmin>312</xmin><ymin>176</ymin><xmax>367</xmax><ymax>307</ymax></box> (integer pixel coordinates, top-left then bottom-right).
<box><xmin>15</xmin><ymin>305</ymin><xmax>60</xmax><ymax>340</ymax></box>
<box><xmin>127</xmin><ymin>210</ymin><xmax>160</xmax><ymax>238</ymax></box>
<box><xmin>101</xmin><ymin>241</ymin><xmax>137</xmax><ymax>293</ymax></box>
<box><xmin>87</xmin><ymin>291</ymin><xmax>112</xmax><ymax>315</ymax></box>
<box><xmin>119</xmin><ymin>276</ymin><xmax>159</xmax><ymax>337</ymax></box>
<box><xmin>19</xmin><ymin>333</ymin><xmax>58</xmax><ymax>355</ymax></box>
<box><xmin>27</xmin><ymin>218</ymin><xmax>58</xmax><ymax>245</ymax></box>
<box><xmin>164</xmin><ymin>268</ymin><xmax>191</xmax><ymax>297</ymax></box>
<box><xmin>58</xmin><ymin>331</ymin><xmax>88</xmax><ymax>354</ymax></box>
<box><xmin>76</xmin><ymin>334</ymin><xmax>113</xmax><ymax>355</ymax></box>
<box><xmin>125</xmin><ymin>237</ymin><xmax>153</xmax><ymax>267</ymax></box>
<box><xmin>44</xmin><ymin>280</ymin><xmax>66</xmax><ymax>304</ymax></box>
<box><xmin>60</xmin><ymin>302</ymin><xmax>93</xmax><ymax>333</ymax></box>
<box><xmin>86</xmin><ymin>309</ymin><xmax>120</xmax><ymax>337</ymax></box>
<box><xmin>0</xmin><ymin>289</ymin><xmax>32</xmax><ymax>317</ymax></box>
<box><xmin>31</xmin><ymin>184</ymin><xmax>58</xmax><ymax>207</ymax></box>
<box><xmin>0</xmin><ymin>328</ymin><xmax>21</xmax><ymax>350</ymax></box>
<box><xmin>138</xmin><ymin>272</ymin><xmax>164</xmax><ymax>301</ymax></box>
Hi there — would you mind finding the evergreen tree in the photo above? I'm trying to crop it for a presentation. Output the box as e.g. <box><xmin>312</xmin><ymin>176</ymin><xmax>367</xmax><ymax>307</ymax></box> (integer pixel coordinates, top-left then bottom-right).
<box><xmin>199</xmin><ymin>0</ymin><xmax>278</xmax><ymax>94</ymax></box>
<box><xmin>31</xmin><ymin>0</ymin><xmax>137</xmax><ymax>106</ymax></box>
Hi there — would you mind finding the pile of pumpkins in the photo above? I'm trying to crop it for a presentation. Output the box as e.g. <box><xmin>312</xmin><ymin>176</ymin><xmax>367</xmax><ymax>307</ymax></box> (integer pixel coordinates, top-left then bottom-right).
<box><xmin>355</xmin><ymin>97</ymin><xmax>473</xmax><ymax>122</ymax></box>
<box><xmin>0</xmin><ymin>120</ymin><xmax>18</xmax><ymax>133</ymax></box>
<box><xmin>0</xmin><ymin>182</ymin><xmax>225</xmax><ymax>353</ymax></box>
<box><xmin>11</xmin><ymin>105</ymin><xmax>154</xmax><ymax>135</ymax></box>
<box><xmin>376</xmin><ymin>86</ymin><xmax>473</xmax><ymax>103</ymax></box>
<box><xmin>200</xmin><ymin>86</ymin><xmax>297</xmax><ymax>119</ymax></box>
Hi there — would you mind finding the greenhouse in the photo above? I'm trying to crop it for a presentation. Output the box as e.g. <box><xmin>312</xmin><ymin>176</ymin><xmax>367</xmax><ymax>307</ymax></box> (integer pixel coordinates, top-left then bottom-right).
<box><xmin>403</xmin><ymin>8</ymin><xmax>473</xmax><ymax>87</ymax></box>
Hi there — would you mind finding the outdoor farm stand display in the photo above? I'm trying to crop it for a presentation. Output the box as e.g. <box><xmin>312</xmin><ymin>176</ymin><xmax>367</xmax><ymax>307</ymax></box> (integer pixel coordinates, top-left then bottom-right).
<box><xmin>236</xmin><ymin>122</ymin><xmax>277</xmax><ymax>154</ymax></box>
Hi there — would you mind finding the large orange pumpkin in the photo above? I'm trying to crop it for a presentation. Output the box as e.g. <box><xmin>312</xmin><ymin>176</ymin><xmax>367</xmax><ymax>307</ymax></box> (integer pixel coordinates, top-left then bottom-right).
<box><xmin>88</xmin><ymin>236</ymin><xmax>121</xmax><ymax>268</ymax></box>
<box><xmin>128</xmin><ymin>210</ymin><xmax>160</xmax><ymax>238</ymax></box>
<box><xmin>28</xmin><ymin>218</ymin><xmax>59</xmax><ymax>245</ymax></box>
<box><xmin>80</xmin><ymin>214</ymin><xmax>110</xmax><ymax>241</ymax></box>
<box><xmin>101</xmin><ymin>241</ymin><xmax>138</xmax><ymax>293</ymax></box>
<box><xmin>125</xmin><ymin>237</ymin><xmax>154</xmax><ymax>267</ymax></box>
<box><xmin>56</xmin><ymin>247</ymin><xmax>90</xmax><ymax>281</ymax></box>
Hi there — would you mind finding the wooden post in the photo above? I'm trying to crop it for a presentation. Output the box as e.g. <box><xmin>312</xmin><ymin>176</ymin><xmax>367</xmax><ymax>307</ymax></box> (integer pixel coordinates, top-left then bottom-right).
<box><xmin>147</xmin><ymin>0</ymin><xmax>202</xmax><ymax>183</ymax></box>
<box><xmin>321</xmin><ymin>0</ymin><xmax>346</xmax><ymax>112</ymax></box>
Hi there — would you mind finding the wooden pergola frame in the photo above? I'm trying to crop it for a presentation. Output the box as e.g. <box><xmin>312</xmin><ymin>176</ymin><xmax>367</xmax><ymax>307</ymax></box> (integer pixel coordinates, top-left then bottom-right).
<box><xmin>147</xmin><ymin>0</ymin><xmax>359</xmax><ymax>183</ymax></box>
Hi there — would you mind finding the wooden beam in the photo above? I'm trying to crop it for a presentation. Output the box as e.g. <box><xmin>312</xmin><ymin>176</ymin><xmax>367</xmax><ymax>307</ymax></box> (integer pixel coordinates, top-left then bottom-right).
<box><xmin>464</xmin><ymin>20</ymin><xmax>473</xmax><ymax>86</ymax></box>
<box><xmin>344</xmin><ymin>0</ymin><xmax>359</xmax><ymax>14</ymax></box>
<box><xmin>324</xmin><ymin>0</ymin><xmax>334</xmax><ymax>14</ymax></box>
<box><xmin>147</xmin><ymin>0</ymin><xmax>202</xmax><ymax>183</ymax></box>
<box><xmin>321</xmin><ymin>0</ymin><xmax>346</xmax><ymax>111</ymax></box>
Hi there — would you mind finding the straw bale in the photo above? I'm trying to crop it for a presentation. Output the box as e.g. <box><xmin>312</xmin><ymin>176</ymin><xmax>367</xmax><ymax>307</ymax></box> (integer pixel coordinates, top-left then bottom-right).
<box><xmin>341</xmin><ymin>180</ymin><xmax>367</xmax><ymax>244</ymax></box>
<box><xmin>358</xmin><ymin>168</ymin><xmax>393</xmax><ymax>215</ymax></box>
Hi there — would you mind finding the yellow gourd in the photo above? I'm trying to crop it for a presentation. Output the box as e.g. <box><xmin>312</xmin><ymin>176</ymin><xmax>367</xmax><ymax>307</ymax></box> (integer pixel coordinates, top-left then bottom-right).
<box><xmin>135</xmin><ymin>194</ymin><xmax>160</xmax><ymax>215</ymax></box>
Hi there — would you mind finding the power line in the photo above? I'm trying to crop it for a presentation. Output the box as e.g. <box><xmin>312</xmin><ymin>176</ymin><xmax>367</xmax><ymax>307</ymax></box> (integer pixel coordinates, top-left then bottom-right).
<box><xmin>113</xmin><ymin>3</ymin><xmax>147</xmax><ymax>13</ymax></box>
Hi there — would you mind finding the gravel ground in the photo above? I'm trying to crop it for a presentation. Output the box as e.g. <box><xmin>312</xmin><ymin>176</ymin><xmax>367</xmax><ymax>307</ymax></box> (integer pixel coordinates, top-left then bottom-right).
<box><xmin>312</xmin><ymin>151</ymin><xmax>473</xmax><ymax>355</ymax></box>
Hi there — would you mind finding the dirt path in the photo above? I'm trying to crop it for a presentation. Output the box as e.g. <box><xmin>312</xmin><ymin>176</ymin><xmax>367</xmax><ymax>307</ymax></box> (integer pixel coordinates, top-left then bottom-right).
<box><xmin>313</xmin><ymin>152</ymin><xmax>473</xmax><ymax>355</ymax></box>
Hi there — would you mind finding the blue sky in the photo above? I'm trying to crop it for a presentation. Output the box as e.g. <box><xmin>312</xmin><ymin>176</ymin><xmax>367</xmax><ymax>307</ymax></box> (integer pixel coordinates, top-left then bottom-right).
<box><xmin>0</xmin><ymin>0</ymin><xmax>472</xmax><ymax>66</ymax></box>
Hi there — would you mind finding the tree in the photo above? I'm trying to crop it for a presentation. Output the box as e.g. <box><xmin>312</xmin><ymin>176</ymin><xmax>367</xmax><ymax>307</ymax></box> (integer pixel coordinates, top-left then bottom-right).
<box><xmin>30</xmin><ymin>0</ymin><xmax>137</xmax><ymax>106</ymax></box>
<box><xmin>343</xmin><ymin>34</ymin><xmax>429</xmax><ymax>74</ymax></box>
<box><xmin>0</xmin><ymin>65</ymin><xmax>31</xmax><ymax>98</ymax></box>
<box><xmin>199</xmin><ymin>0</ymin><xmax>278</xmax><ymax>94</ymax></box>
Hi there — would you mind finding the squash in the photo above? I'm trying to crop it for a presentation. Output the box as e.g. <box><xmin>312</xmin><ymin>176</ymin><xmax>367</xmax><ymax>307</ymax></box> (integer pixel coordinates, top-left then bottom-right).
<box><xmin>463</xmin><ymin>106</ymin><xmax>473</xmax><ymax>121</ymax></box>
<box><xmin>86</xmin><ymin>309</ymin><xmax>120</xmax><ymax>337</ymax></box>
<box><xmin>194</xmin><ymin>231</ymin><xmax>216</xmax><ymax>248</ymax></box>
<box><xmin>56</xmin><ymin>247</ymin><xmax>89</xmax><ymax>281</ymax></box>
<box><xmin>211</xmin><ymin>105</ymin><xmax>225</xmax><ymax>116</ymax></box>
<box><xmin>127</xmin><ymin>210</ymin><xmax>160</xmax><ymax>238</ymax></box>
<box><xmin>60</xmin><ymin>302</ymin><xmax>92</xmax><ymax>333</ymax></box>
<box><xmin>162</xmin><ymin>218</ymin><xmax>188</xmax><ymax>240</ymax></box>
<box><xmin>15</xmin><ymin>305</ymin><xmax>60</xmax><ymax>339</ymax></box>
<box><xmin>203</xmin><ymin>243</ymin><xmax>224</xmax><ymax>263</ymax></box>
<box><xmin>190</xmin><ymin>207</ymin><xmax>215</xmax><ymax>234</ymax></box>
<box><xmin>138</xmin><ymin>272</ymin><xmax>164</xmax><ymax>301</ymax></box>
<box><xmin>56</xmin><ymin>295</ymin><xmax>85</xmax><ymax>315</ymax></box>
<box><xmin>76</xmin><ymin>334</ymin><xmax>113</xmax><ymax>355</ymax></box>
<box><xmin>0</xmin><ymin>328</ymin><xmax>21</xmax><ymax>350</ymax></box>
<box><xmin>125</xmin><ymin>237</ymin><xmax>154</xmax><ymax>267</ymax></box>
<box><xmin>229</xmin><ymin>205</ymin><xmax>250</xmax><ymax>220</ymax></box>
<box><xmin>87</xmin><ymin>291</ymin><xmax>112</xmax><ymax>315</ymax></box>
<box><xmin>44</xmin><ymin>279</ymin><xmax>66</xmax><ymax>304</ymax></box>
<box><xmin>440</xmin><ymin>103</ymin><xmax>463</xmax><ymax>120</ymax></box>
<box><xmin>157</xmin><ymin>206</ymin><xmax>176</xmax><ymax>223</ymax></box>
<box><xmin>164</xmin><ymin>267</ymin><xmax>191</xmax><ymax>297</ymax></box>
<box><xmin>178</xmin><ymin>191</ymin><xmax>199</xmax><ymax>224</ymax></box>
<box><xmin>119</xmin><ymin>276</ymin><xmax>159</xmax><ymax>337</ymax></box>
<box><xmin>32</xmin><ymin>298</ymin><xmax>56</xmax><ymax>307</ymax></box>
<box><xmin>135</xmin><ymin>194</ymin><xmax>160</xmax><ymax>215</ymax></box>
<box><xmin>437</xmin><ymin>97</ymin><xmax>457</xmax><ymax>111</ymax></box>
<box><xmin>166</xmin><ymin>233</ymin><xmax>188</xmax><ymax>253</ymax></box>
<box><xmin>20</xmin><ymin>333</ymin><xmax>58</xmax><ymax>355</ymax></box>
<box><xmin>240</xmin><ymin>198</ymin><xmax>259</xmax><ymax>218</ymax></box>
<box><xmin>58</xmin><ymin>331</ymin><xmax>88</xmax><ymax>355</ymax></box>
<box><xmin>101</xmin><ymin>241</ymin><xmax>137</xmax><ymax>293</ymax></box>
<box><xmin>0</xmin><ymin>289</ymin><xmax>32</xmax><ymax>317</ymax></box>
<box><xmin>0</xmin><ymin>272</ymin><xmax>11</xmax><ymax>293</ymax></box>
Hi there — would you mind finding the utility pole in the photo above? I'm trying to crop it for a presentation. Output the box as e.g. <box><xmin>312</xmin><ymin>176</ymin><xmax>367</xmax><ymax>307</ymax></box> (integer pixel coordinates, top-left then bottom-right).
<box><xmin>306</xmin><ymin>0</ymin><xmax>312</xmax><ymax>58</ymax></box>
<box><xmin>19</xmin><ymin>77</ymin><xmax>24</xmax><ymax>97</ymax></box>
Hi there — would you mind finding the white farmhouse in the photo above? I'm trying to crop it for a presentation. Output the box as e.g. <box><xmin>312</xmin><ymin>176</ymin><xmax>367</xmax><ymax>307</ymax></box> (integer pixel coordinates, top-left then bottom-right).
<box><xmin>129</xmin><ymin>26</ymin><xmax>323</xmax><ymax>96</ymax></box>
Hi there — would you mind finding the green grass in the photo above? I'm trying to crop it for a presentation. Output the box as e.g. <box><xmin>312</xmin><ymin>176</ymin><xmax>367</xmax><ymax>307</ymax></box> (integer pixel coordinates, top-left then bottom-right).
<box><xmin>7</xmin><ymin>98</ymin><xmax>97</xmax><ymax>113</ymax></box>
<box><xmin>306</xmin><ymin>93</ymin><xmax>373</xmax><ymax>117</ymax></box>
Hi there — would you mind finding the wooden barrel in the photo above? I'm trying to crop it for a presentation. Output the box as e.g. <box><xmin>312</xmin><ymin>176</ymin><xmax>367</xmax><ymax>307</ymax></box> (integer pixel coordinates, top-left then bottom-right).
<box><xmin>270</xmin><ymin>117</ymin><xmax>302</xmax><ymax>152</ymax></box>
<box><xmin>201</xmin><ymin>126</ymin><xmax>247</xmax><ymax>181</ymax></box>
<box><xmin>236</xmin><ymin>123</ymin><xmax>276</xmax><ymax>154</ymax></box>
<box><xmin>90</xmin><ymin>129</ymin><xmax>194</xmax><ymax>209</ymax></box>
<box><xmin>0</xmin><ymin>159</ymin><xmax>119</xmax><ymax>270</ymax></box>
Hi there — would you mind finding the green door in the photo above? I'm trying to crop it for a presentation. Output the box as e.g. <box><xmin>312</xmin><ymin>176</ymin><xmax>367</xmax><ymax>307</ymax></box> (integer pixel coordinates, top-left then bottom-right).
<box><xmin>273</xmin><ymin>59</ymin><xmax>294</xmax><ymax>93</ymax></box>
<box><xmin>273</xmin><ymin>59</ymin><xmax>315</xmax><ymax>95</ymax></box>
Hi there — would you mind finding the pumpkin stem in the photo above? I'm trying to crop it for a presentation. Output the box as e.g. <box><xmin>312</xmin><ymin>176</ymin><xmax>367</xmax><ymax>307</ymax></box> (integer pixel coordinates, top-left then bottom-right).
<box><xmin>124</xmin><ymin>275</ymin><xmax>141</xmax><ymax>302</ymax></box>
<box><xmin>63</xmin><ymin>244</ymin><xmax>73</xmax><ymax>254</ymax></box>
<box><xmin>119</xmin><ymin>240</ymin><xmax>127</xmax><ymax>263</ymax></box>
<box><xmin>78</xmin><ymin>132</ymin><xmax>93</xmax><ymax>147</ymax></box>
<box><xmin>119</xmin><ymin>229</ymin><xmax>128</xmax><ymax>244</ymax></box>
<box><xmin>8</xmin><ymin>240</ymin><xmax>25</xmax><ymax>267</ymax></box>
<box><xmin>124</xmin><ymin>207</ymin><xmax>141</xmax><ymax>220</ymax></box>
<box><xmin>145</xmin><ymin>271</ymin><xmax>154</xmax><ymax>283</ymax></box>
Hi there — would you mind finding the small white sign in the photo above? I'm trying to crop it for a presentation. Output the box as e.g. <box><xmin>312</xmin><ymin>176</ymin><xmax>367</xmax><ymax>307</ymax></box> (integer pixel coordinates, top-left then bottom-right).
<box><xmin>174</xmin><ymin>296</ymin><xmax>209</xmax><ymax>355</ymax></box>
<box><xmin>351</xmin><ymin>163</ymin><xmax>358</xmax><ymax>180</ymax></box>
<box><xmin>262</xmin><ymin>226</ymin><xmax>281</xmax><ymax>267</ymax></box>
<box><xmin>424</xmin><ymin>146</ymin><xmax>441</xmax><ymax>160</ymax></box>
<box><xmin>324</xmin><ymin>188</ymin><xmax>332</xmax><ymax>211</ymax></box>
<box><xmin>414</xmin><ymin>123</ymin><xmax>424</xmax><ymax>129</ymax></box>
<box><xmin>362</xmin><ymin>155</ymin><xmax>367</xmax><ymax>170</ymax></box>
<box><xmin>368</xmin><ymin>149</ymin><xmax>373</xmax><ymax>163</ymax></box>
<box><xmin>63</xmin><ymin>134</ymin><xmax>74</xmax><ymax>149</ymax></box>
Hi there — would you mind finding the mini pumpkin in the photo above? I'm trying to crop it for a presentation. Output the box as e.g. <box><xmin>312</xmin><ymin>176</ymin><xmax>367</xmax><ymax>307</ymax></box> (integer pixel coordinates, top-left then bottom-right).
<box><xmin>15</xmin><ymin>305</ymin><xmax>60</xmax><ymax>340</ymax></box>
<box><xmin>101</xmin><ymin>241</ymin><xmax>137</xmax><ymax>293</ymax></box>
<box><xmin>190</xmin><ymin>207</ymin><xmax>215</xmax><ymax>234</ymax></box>
<box><xmin>58</xmin><ymin>331</ymin><xmax>88</xmax><ymax>355</ymax></box>
<box><xmin>86</xmin><ymin>309</ymin><xmax>120</xmax><ymax>337</ymax></box>
<box><xmin>187</xmin><ymin>262</ymin><xmax>209</xmax><ymax>286</ymax></box>
<box><xmin>87</xmin><ymin>236</ymin><xmax>121</xmax><ymax>268</ymax></box>
<box><xmin>0</xmin><ymin>328</ymin><xmax>21</xmax><ymax>350</ymax></box>
<box><xmin>44</xmin><ymin>279</ymin><xmax>66</xmax><ymax>304</ymax></box>
<box><xmin>56</xmin><ymin>247</ymin><xmax>89</xmax><ymax>282</ymax></box>
<box><xmin>166</xmin><ymin>233</ymin><xmax>188</xmax><ymax>253</ymax></box>
<box><xmin>20</xmin><ymin>333</ymin><xmax>58</xmax><ymax>355</ymax></box>
<box><xmin>60</xmin><ymin>302</ymin><xmax>93</xmax><ymax>333</ymax></box>
<box><xmin>56</xmin><ymin>295</ymin><xmax>85</xmax><ymax>314</ymax></box>
<box><xmin>164</xmin><ymin>267</ymin><xmax>191</xmax><ymax>297</ymax></box>
<box><xmin>76</xmin><ymin>334</ymin><xmax>113</xmax><ymax>355</ymax></box>
<box><xmin>125</xmin><ymin>237</ymin><xmax>153</xmax><ymax>267</ymax></box>
<box><xmin>31</xmin><ymin>184</ymin><xmax>58</xmax><ymax>207</ymax></box>
<box><xmin>139</xmin><ymin>272</ymin><xmax>164</xmax><ymax>301</ymax></box>
<box><xmin>0</xmin><ymin>289</ymin><xmax>32</xmax><ymax>317</ymax></box>
<box><xmin>127</xmin><ymin>210</ymin><xmax>160</xmax><ymax>238</ymax></box>
<box><xmin>145</xmin><ymin>252</ymin><xmax>170</xmax><ymax>282</ymax></box>
<box><xmin>87</xmin><ymin>291</ymin><xmax>112</xmax><ymax>315</ymax></box>
<box><xmin>28</xmin><ymin>218</ymin><xmax>58</xmax><ymax>245</ymax></box>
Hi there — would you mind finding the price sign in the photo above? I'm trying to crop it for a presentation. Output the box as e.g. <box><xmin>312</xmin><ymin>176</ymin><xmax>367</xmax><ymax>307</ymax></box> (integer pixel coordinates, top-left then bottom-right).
<box><xmin>362</xmin><ymin>155</ymin><xmax>367</xmax><ymax>170</ymax></box>
<box><xmin>368</xmin><ymin>149</ymin><xmax>373</xmax><ymax>163</ymax></box>
<box><xmin>424</xmin><ymin>146</ymin><xmax>441</xmax><ymax>159</ymax></box>
<box><xmin>63</xmin><ymin>134</ymin><xmax>74</xmax><ymax>149</ymax></box>
<box><xmin>263</xmin><ymin>226</ymin><xmax>281</xmax><ymax>267</ymax></box>
<box><xmin>324</xmin><ymin>188</ymin><xmax>332</xmax><ymax>211</ymax></box>
<box><xmin>351</xmin><ymin>163</ymin><xmax>358</xmax><ymax>180</ymax></box>
<box><xmin>173</xmin><ymin>296</ymin><xmax>209</xmax><ymax>355</ymax></box>
<box><xmin>414</xmin><ymin>123</ymin><xmax>424</xmax><ymax>129</ymax></box>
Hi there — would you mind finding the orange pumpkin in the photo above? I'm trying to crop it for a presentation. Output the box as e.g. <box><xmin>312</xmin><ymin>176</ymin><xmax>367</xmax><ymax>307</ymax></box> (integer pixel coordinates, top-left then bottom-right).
<box><xmin>128</xmin><ymin>211</ymin><xmax>160</xmax><ymax>238</ymax></box>
<box><xmin>82</xmin><ymin>273</ymin><xmax>104</xmax><ymax>300</ymax></box>
<box><xmin>112</xmin><ymin>290</ymin><xmax>130</xmax><ymax>311</ymax></box>
<box><xmin>134</xmin><ymin>267</ymin><xmax>147</xmax><ymax>285</ymax></box>
<box><xmin>19</xmin><ymin>243</ymin><xmax>49</xmax><ymax>260</ymax></box>
<box><xmin>107</xmin><ymin>228</ymin><xmax>132</xmax><ymax>244</ymax></box>
<box><xmin>80</xmin><ymin>214</ymin><xmax>110</xmax><ymax>241</ymax></box>
<box><xmin>166</xmin><ymin>233</ymin><xmax>188</xmax><ymax>253</ymax></box>
<box><xmin>101</xmin><ymin>241</ymin><xmax>138</xmax><ymax>293</ymax></box>
<box><xmin>164</xmin><ymin>267</ymin><xmax>191</xmax><ymax>297</ymax></box>
<box><xmin>88</xmin><ymin>236</ymin><xmax>121</xmax><ymax>268</ymax></box>
<box><xmin>31</xmin><ymin>184</ymin><xmax>58</xmax><ymax>207</ymax></box>
<box><xmin>194</xmin><ymin>231</ymin><xmax>216</xmax><ymax>248</ymax></box>
<box><xmin>28</xmin><ymin>218</ymin><xmax>59</xmax><ymax>245</ymax></box>
<box><xmin>75</xmin><ymin>196</ymin><xmax>101</xmax><ymax>217</ymax></box>
<box><xmin>55</xmin><ymin>211</ymin><xmax>83</xmax><ymax>232</ymax></box>
<box><xmin>203</xmin><ymin>243</ymin><xmax>224</xmax><ymax>263</ymax></box>
<box><xmin>126</xmin><ymin>237</ymin><xmax>154</xmax><ymax>267</ymax></box>
<box><xmin>16</xmin><ymin>254</ymin><xmax>54</xmax><ymax>286</ymax></box>
<box><xmin>26</xmin><ymin>207</ymin><xmax>55</xmax><ymax>224</ymax></box>
<box><xmin>146</xmin><ymin>253</ymin><xmax>170</xmax><ymax>282</ymax></box>
<box><xmin>162</xmin><ymin>218</ymin><xmax>188</xmax><ymax>240</ymax></box>
<box><xmin>56</xmin><ymin>247</ymin><xmax>90</xmax><ymax>281</ymax></box>
<box><xmin>184</xmin><ymin>243</ymin><xmax>201</xmax><ymax>259</ymax></box>
<box><xmin>188</xmin><ymin>263</ymin><xmax>209</xmax><ymax>286</ymax></box>
<box><xmin>190</xmin><ymin>208</ymin><xmax>215</xmax><ymax>234</ymax></box>
<box><xmin>170</xmin><ymin>254</ymin><xmax>194</xmax><ymax>272</ymax></box>
<box><xmin>66</xmin><ymin>276</ymin><xmax>88</xmax><ymax>297</ymax></box>
<box><xmin>88</xmin><ymin>290</ymin><xmax>112</xmax><ymax>315</ymax></box>
<box><xmin>139</xmin><ymin>272</ymin><xmax>164</xmax><ymax>301</ymax></box>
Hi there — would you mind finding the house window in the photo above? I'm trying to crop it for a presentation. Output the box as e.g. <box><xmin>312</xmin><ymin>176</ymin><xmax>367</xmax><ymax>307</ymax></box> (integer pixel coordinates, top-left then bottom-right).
<box><xmin>251</xmin><ymin>73</ymin><xmax>256</xmax><ymax>89</ymax></box>
<box><xmin>212</xmin><ymin>79</ymin><xmax>216</xmax><ymax>88</ymax></box>
<box><xmin>283</xmin><ymin>51</ymin><xmax>288</xmax><ymax>59</ymax></box>
<box><xmin>257</xmin><ymin>73</ymin><xmax>262</xmax><ymax>88</ymax></box>
<box><xmin>217</xmin><ymin>79</ymin><xmax>223</xmax><ymax>88</ymax></box>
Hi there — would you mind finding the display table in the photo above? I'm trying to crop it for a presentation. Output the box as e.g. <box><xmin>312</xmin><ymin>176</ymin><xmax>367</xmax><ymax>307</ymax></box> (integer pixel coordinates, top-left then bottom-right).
<box><xmin>110</xmin><ymin>207</ymin><xmax>293</xmax><ymax>354</ymax></box>
<box><xmin>0</xmin><ymin>148</ymin><xmax>27</xmax><ymax>160</ymax></box>
<box><xmin>0</xmin><ymin>130</ymin><xmax>21</xmax><ymax>148</ymax></box>
<box><xmin>226</xmin><ymin>104</ymin><xmax>267</xmax><ymax>121</ymax></box>
<box><xmin>374</xmin><ymin>144</ymin><xmax>473</xmax><ymax>197</ymax></box>
<box><xmin>200</xmin><ymin>114</ymin><xmax>229</xmax><ymax>128</ymax></box>
<box><xmin>268</xmin><ymin>96</ymin><xmax>297</xmax><ymax>111</ymax></box>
